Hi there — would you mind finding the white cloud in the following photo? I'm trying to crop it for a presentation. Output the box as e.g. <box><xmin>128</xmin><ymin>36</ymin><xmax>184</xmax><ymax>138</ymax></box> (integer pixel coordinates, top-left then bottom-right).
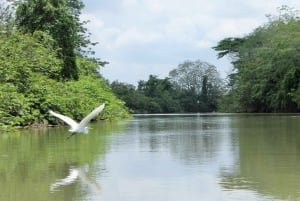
<box><xmin>100</xmin><ymin>61</ymin><xmax>173</xmax><ymax>84</ymax></box>
<box><xmin>195</xmin><ymin>40</ymin><xmax>214</xmax><ymax>49</ymax></box>
<box><xmin>123</xmin><ymin>0</ymin><xmax>138</xmax><ymax>7</ymax></box>
<box><xmin>82</xmin><ymin>0</ymin><xmax>300</xmax><ymax>84</ymax></box>
<box><xmin>206</xmin><ymin>18</ymin><xmax>263</xmax><ymax>40</ymax></box>
<box><xmin>81</xmin><ymin>13</ymin><xmax>104</xmax><ymax>30</ymax></box>
<box><xmin>113</xmin><ymin>27</ymin><xmax>163</xmax><ymax>48</ymax></box>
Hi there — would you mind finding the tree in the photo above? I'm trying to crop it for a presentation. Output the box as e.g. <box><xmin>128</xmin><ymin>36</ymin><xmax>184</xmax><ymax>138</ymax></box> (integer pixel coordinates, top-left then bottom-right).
<box><xmin>214</xmin><ymin>6</ymin><xmax>300</xmax><ymax>112</ymax></box>
<box><xmin>0</xmin><ymin>1</ymin><xmax>129</xmax><ymax>130</ymax></box>
<box><xmin>138</xmin><ymin>75</ymin><xmax>182</xmax><ymax>113</ymax></box>
<box><xmin>169</xmin><ymin>60</ymin><xmax>223</xmax><ymax>112</ymax></box>
<box><xmin>15</xmin><ymin>0</ymin><xmax>91</xmax><ymax>80</ymax></box>
<box><xmin>111</xmin><ymin>81</ymin><xmax>144</xmax><ymax>113</ymax></box>
<box><xmin>111</xmin><ymin>76</ymin><xmax>182</xmax><ymax>114</ymax></box>
<box><xmin>213</xmin><ymin>37</ymin><xmax>245</xmax><ymax>59</ymax></box>
<box><xmin>0</xmin><ymin>31</ymin><xmax>129</xmax><ymax>129</ymax></box>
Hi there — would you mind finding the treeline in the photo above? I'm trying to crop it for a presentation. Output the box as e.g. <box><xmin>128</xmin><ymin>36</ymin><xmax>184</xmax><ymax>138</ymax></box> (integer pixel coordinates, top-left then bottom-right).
<box><xmin>214</xmin><ymin>6</ymin><xmax>300</xmax><ymax>112</ymax></box>
<box><xmin>0</xmin><ymin>0</ymin><xmax>129</xmax><ymax>131</ymax></box>
<box><xmin>111</xmin><ymin>60</ymin><xmax>223</xmax><ymax>113</ymax></box>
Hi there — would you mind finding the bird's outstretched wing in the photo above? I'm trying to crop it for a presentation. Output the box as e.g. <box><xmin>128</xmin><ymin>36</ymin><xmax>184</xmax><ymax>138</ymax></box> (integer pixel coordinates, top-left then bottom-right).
<box><xmin>49</xmin><ymin>110</ymin><xmax>79</xmax><ymax>128</ymax></box>
<box><xmin>78</xmin><ymin>104</ymin><xmax>105</xmax><ymax>128</ymax></box>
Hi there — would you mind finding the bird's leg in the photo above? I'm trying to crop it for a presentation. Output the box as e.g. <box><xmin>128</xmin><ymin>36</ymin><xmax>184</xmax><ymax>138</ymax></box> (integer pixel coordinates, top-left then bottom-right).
<box><xmin>66</xmin><ymin>133</ymin><xmax>76</xmax><ymax>140</ymax></box>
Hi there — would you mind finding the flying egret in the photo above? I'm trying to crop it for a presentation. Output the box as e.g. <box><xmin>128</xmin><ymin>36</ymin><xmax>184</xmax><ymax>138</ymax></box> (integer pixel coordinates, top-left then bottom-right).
<box><xmin>49</xmin><ymin>103</ymin><xmax>105</xmax><ymax>139</ymax></box>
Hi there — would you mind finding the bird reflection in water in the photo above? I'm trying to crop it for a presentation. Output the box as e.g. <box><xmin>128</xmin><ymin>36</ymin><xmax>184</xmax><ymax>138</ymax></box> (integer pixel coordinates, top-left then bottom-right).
<box><xmin>50</xmin><ymin>168</ymin><xmax>79</xmax><ymax>191</ymax></box>
<box><xmin>50</xmin><ymin>165</ymin><xmax>101</xmax><ymax>196</ymax></box>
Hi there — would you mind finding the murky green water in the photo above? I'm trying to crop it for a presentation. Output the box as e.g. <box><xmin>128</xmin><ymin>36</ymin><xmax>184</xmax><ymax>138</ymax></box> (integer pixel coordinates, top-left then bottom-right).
<box><xmin>1</xmin><ymin>114</ymin><xmax>300</xmax><ymax>201</ymax></box>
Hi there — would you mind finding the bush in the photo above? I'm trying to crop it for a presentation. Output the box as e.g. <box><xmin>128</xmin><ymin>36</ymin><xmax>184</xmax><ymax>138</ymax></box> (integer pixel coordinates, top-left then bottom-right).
<box><xmin>0</xmin><ymin>32</ymin><xmax>129</xmax><ymax>132</ymax></box>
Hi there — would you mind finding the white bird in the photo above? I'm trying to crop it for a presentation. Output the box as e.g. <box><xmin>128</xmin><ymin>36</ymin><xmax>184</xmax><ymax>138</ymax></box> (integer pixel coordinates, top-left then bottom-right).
<box><xmin>49</xmin><ymin>103</ymin><xmax>105</xmax><ymax>139</ymax></box>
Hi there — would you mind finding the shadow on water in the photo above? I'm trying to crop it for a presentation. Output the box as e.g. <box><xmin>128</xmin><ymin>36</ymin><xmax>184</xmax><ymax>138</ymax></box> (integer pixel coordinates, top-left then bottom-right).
<box><xmin>0</xmin><ymin>121</ymin><xmax>127</xmax><ymax>201</ymax></box>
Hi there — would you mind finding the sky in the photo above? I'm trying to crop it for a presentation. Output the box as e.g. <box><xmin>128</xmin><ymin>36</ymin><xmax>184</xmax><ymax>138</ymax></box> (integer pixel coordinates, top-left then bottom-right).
<box><xmin>81</xmin><ymin>0</ymin><xmax>300</xmax><ymax>85</ymax></box>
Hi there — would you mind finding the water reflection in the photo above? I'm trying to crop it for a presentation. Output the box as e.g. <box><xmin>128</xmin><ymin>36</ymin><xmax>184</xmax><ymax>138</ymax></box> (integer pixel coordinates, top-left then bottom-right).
<box><xmin>50</xmin><ymin>164</ymin><xmax>102</xmax><ymax>197</ymax></box>
<box><xmin>131</xmin><ymin>115</ymin><xmax>236</xmax><ymax>167</ymax></box>
<box><xmin>1</xmin><ymin>114</ymin><xmax>300</xmax><ymax>200</ymax></box>
<box><xmin>51</xmin><ymin>168</ymin><xmax>80</xmax><ymax>191</ymax></box>
<box><xmin>98</xmin><ymin>114</ymin><xmax>240</xmax><ymax>201</ymax></box>
<box><xmin>221</xmin><ymin>115</ymin><xmax>300</xmax><ymax>200</ymax></box>
<box><xmin>0</xmin><ymin>121</ymin><xmax>126</xmax><ymax>201</ymax></box>
<box><xmin>99</xmin><ymin>114</ymin><xmax>300</xmax><ymax>201</ymax></box>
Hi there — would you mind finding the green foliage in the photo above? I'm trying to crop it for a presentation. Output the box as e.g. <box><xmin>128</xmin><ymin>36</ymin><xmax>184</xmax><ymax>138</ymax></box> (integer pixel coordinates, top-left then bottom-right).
<box><xmin>0</xmin><ymin>0</ymin><xmax>129</xmax><ymax>132</ymax></box>
<box><xmin>0</xmin><ymin>31</ymin><xmax>63</xmax><ymax>127</ymax></box>
<box><xmin>111</xmin><ymin>63</ymin><xmax>223</xmax><ymax>114</ymax></box>
<box><xmin>14</xmin><ymin>0</ymin><xmax>93</xmax><ymax>80</ymax></box>
<box><xmin>212</xmin><ymin>37</ymin><xmax>245</xmax><ymax>59</ymax></box>
<box><xmin>111</xmin><ymin>76</ymin><xmax>182</xmax><ymax>114</ymax></box>
<box><xmin>111</xmin><ymin>81</ymin><xmax>142</xmax><ymax>112</ymax></box>
<box><xmin>214</xmin><ymin>6</ymin><xmax>300</xmax><ymax>112</ymax></box>
<box><xmin>0</xmin><ymin>32</ymin><xmax>62</xmax><ymax>84</ymax></box>
<box><xmin>169</xmin><ymin>60</ymin><xmax>223</xmax><ymax>112</ymax></box>
<box><xmin>0</xmin><ymin>30</ymin><xmax>129</xmax><ymax>132</ymax></box>
<box><xmin>0</xmin><ymin>83</ymin><xmax>30</xmax><ymax>126</ymax></box>
<box><xmin>137</xmin><ymin>75</ymin><xmax>182</xmax><ymax>113</ymax></box>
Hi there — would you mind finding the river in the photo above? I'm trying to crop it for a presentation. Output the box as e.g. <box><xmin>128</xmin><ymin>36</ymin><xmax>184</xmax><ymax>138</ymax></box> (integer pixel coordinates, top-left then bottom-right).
<box><xmin>1</xmin><ymin>114</ymin><xmax>300</xmax><ymax>201</ymax></box>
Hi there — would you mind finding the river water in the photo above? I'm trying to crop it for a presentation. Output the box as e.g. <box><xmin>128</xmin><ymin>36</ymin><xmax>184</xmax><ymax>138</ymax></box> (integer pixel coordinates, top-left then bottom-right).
<box><xmin>1</xmin><ymin>114</ymin><xmax>300</xmax><ymax>201</ymax></box>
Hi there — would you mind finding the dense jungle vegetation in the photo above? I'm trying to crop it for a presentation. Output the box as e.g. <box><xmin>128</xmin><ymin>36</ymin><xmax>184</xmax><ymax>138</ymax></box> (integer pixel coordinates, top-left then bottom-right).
<box><xmin>0</xmin><ymin>0</ymin><xmax>129</xmax><ymax>132</ymax></box>
<box><xmin>111</xmin><ymin>60</ymin><xmax>223</xmax><ymax>113</ymax></box>
<box><xmin>214</xmin><ymin>6</ymin><xmax>300</xmax><ymax>112</ymax></box>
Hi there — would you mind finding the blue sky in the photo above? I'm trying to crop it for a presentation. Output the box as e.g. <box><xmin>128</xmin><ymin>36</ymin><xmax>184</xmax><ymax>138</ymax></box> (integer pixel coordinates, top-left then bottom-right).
<box><xmin>81</xmin><ymin>0</ymin><xmax>300</xmax><ymax>85</ymax></box>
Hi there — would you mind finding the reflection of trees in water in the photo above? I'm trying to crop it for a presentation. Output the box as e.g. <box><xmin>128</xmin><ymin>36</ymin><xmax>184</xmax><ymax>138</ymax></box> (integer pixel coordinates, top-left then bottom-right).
<box><xmin>220</xmin><ymin>115</ymin><xmax>300</xmax><ymax>200</ymax></box>
<box><xmin>134</xmin><ymin>115</ymin><xmax>235</xmax><ymax>166</ymax></box>
<box><xmin>130</xmin><ymin>115</ymin><xmax>300</xmax><ymax>200</ymax></box>
<box><xmin>0</xmin><ymin>121</ymin><xmax>124</xmax><ymax>201</ymax></box>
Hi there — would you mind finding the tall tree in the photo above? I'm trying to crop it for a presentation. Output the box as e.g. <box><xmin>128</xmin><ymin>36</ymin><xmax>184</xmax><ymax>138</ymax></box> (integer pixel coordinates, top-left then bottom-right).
<box><xmin>169</xmin><ymin>60</ymin><xmax>223</xmax><ymax>112</ymax></box>
<box><xmin>214</xmin><ymin>6</ymin><xmax>300</xmax><ymax>112</ymax></box>
<box><xmin>15</xmin><ymin>0</ymin><xmax>89</xmax><ymax>80</ymax></box>
<box><xmin>138</xmin><ymin>75</ymin><xmax>182</xmax><ymax>113</ymax></box>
